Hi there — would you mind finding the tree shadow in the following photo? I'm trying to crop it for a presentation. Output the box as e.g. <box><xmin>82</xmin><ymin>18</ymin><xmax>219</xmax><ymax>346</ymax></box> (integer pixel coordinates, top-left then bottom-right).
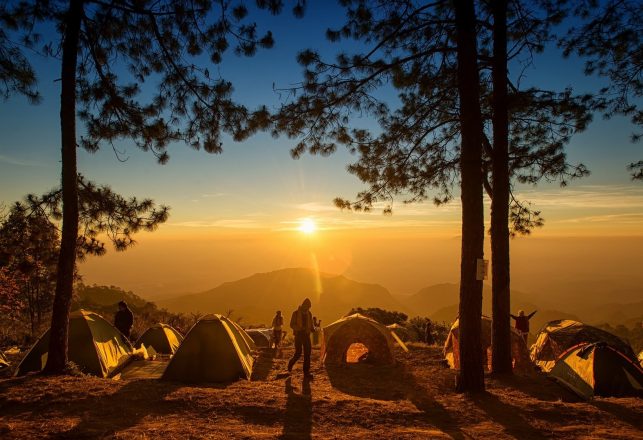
<box><xmin>326</xmin><ymin>363</ymin><xmax>407</xmax><ymax>400</ymax></box>
<box><xmin>251</xmin><ymin>349</ymin><xmax>275</xmax><ymax>381</ymax></box>
<box><xmin>52</xmin><ymin>379</ymin><xmax>181</xmax><ymax>438</ymax></box>
<box><xmin>280</xmin><ymin>376</ymin><xmax>312</xmax><ymax>439</ymax></box>
<box><xmin>487</xmin><ymin>372</ymin><xmax>580</xmax><ymax>403</ymax></box>
<box><xmin>326</xmin><ymin>362</ymin><xmax>466</xmax><ymax>439</ymax></box>
<box><xmin>591</xmin><ymin>400</ymin><xmax>643</xmax><ymax>429</ymax></box>
<box><xmin>470</xmin><ymin>392</ymin><xmax>551</xmax><ymax>439</ymax></box>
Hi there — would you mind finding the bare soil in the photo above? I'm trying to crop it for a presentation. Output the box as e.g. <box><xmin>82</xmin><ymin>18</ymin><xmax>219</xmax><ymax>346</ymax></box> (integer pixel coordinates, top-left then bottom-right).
<box><xmin>0</xmin><ymin>344</ymin><xmax>641</xmax><ymax>439</ymax></box>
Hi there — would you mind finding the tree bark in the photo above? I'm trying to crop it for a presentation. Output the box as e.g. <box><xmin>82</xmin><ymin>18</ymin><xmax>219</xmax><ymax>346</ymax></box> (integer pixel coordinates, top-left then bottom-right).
<box><xmin>490</xmin><ymin>0</ymin><xmax>513</xmax><ymax>374</ymax></box>
<box><xmin>454</xmin><ymin>0</ymin><xmax>486</xmax><ymax>393</ymax></box>
<box><xmin>43</xmin><ymin>0</ymin><xmax>83</xmax><ymax>374</ymax></box>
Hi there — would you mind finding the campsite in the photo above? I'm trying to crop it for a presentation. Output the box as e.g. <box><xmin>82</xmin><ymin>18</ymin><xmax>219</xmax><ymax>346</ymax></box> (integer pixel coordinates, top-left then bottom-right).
<box><xmin>1</xmin><ymin>0</ymin><xmax>643</xmax><ymax>438</ymax></box>
<box><xmin>1</xmin><ymin>340</ymin><xmax>642</xmax><ymax>439</ymax></box>
<box><xmin>1</xmin><ymin>304</ymin><xmax>642</xmax><ymax>438</ymax></box>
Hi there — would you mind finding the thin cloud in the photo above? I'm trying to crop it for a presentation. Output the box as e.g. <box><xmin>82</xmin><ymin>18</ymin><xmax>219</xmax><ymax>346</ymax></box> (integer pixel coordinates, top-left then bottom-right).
<box><xmin>556</xmin><ymin>213</ymin><xmax>643</xmax><ymax>224</ymax></box>
<box><xmin>168</xmin><ymin>219</ymin><xmax>262</xmax><ymax>229</ymax></box>
<box><xmin>0</xmin><ymin>154</ymin><xmax>48</xmax><ymax>167</ymax></box>
<box><xmin>515</xmin><ymin>185</ymin><xmax>643</xmax><ymax>209</ymax></box>
<box><xmin>276</xmin><ymin>215</ymin><xmax>461</xmax><ymax>231</ymax></box>
<box><xmin>201</xmin><ymin>192</ymin><xmax>227</xmax><ymax>198</ymax></box>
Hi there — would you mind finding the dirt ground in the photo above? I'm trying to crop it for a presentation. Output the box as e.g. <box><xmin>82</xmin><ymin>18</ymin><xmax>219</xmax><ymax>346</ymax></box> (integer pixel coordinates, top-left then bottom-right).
<box><xmin>0</xmin><ymin>344</ymin><xmax>641</xmax><ymax>439</ymax></box>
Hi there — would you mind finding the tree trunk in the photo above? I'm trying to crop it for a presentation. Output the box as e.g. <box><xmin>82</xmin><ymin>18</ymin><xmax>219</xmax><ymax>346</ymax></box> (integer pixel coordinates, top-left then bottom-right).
<box><xmin>490</xmin><ymin>0</ymin><xmax>513</xmax><ymax>375</ymax></box>
<box><xmin>43</xmin><ymin>0</ymin><xmax>83</xmax><ymax>374</ymax></box>
<box><xmin>454</xmin><ymin>0</ymin><xmax>486</xmax><ymax>393</ymax></box>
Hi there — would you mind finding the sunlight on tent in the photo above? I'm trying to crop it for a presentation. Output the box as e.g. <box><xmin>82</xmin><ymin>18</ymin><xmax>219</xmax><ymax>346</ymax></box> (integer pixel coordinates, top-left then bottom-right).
<box><xmin>345</xmin><ymin>343</ymin><xmax>369</xmax><ymax>363</ymax></box>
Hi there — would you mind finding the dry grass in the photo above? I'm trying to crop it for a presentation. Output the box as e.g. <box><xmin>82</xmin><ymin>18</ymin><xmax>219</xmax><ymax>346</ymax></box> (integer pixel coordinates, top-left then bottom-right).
<box><xmin>0</xmin><ymin>345</ymin><xmax>641</xmax><ymax>439</ymax></box>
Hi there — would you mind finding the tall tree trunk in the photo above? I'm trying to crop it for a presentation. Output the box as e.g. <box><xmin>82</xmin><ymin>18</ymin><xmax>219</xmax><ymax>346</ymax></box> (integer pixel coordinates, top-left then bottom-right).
<box><xmin>490</xmin><ymin>0</ymin><xmax>512</xmax><ymax>374</ymax></box>
<box><xmin>454</xmin><ymin>0</ymin><xmax>486</xmax><ymax>393</ymax></box>
<box><xmin>43</xmin><ymin>0</ymin><xmax>83</xmax><ymax>374</ymax></box>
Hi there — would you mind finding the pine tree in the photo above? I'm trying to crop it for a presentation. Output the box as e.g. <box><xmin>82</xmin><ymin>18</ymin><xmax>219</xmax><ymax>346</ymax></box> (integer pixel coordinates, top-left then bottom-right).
<box><xmin>273</xmin><ymin>0</ymin><xmax>591</xmax><ymax>385</ymax></box>
<box><xmin>0</xmin><ymin>3</ymin><xmax>40</xmax><ymax>102</ymax></box>
<box><xmin>555</xmin><ymin>0</ymin><xmax>642</xmax><ymax>179</ymax></box>
<box><xmin>453</xmin><ymin>0</ymin><xmax>486</xmax><ymax>392</ymax></box>
<box><xmin>489</xmin><ymin>0</ymin><xmax>512</xmax><ymax>375</ymax></box>
<box><xmin>4</xmin><ymin>0</ymin><xmax>300</xmax><ymax>373</ymax></box>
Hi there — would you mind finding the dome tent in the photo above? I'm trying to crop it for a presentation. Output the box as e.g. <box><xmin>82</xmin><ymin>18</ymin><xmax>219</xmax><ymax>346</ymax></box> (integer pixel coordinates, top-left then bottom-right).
<box><xmin>161</xmin><ymin>314</ymin><xmax>254</xmax><ymax>383</ymax></box>
<box><xmin>246</xmin><ymin>329</ymin><xmax>272</xmax><ymax>348</ymax></box>
<box><xmin>321</xmin><ymin>313</ymin><xmax>408</xmax><ymax>365</ymax></box>
<box><xmin>549</xmin><ymin>342</ymin><xmax>643</xmax><ymax>399</ymax></box>
<box><xmin>223</xmin><ymin>316</ymin><xmax>257</xmax><ymax>352</ymax></box>
<box><xmin>16</xmin><ymin>309</ymin><xmax>133</xmax><ymax>377</ymax></box>
<box><xmin>444</xmin><ymin>316</ymin><xmax>531</xmax><ymax>372</ymax></box>
<box><xmin>135</xmin><ymin>323</ymin><xmax>183</xmax><ymax>355</ymax></box>
<box><xmin>530</xmin><ymin>320</ymin><xmax>636</xmax><ymax>372</ymax></box>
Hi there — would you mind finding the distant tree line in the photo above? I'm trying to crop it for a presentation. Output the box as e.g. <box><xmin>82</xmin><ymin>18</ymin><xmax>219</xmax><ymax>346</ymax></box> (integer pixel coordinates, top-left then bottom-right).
<box><xmin>597</xmin><ymin>322</ymin><xmax>643</xmax><ymax>355</ymax></box>
<box><xmin>0</xmin><ymin>281</ymin><xmax>199</xmax><ymax>347</ymax></box>
<box><xmin>0</xmin><ymin>179</ymin><xmax>168</xmax><ymax>346</ymax></box>
<box><xmin>347</xmin><ymin>307</ymin><xmax>450</xmax><ymax>345</ymax></box>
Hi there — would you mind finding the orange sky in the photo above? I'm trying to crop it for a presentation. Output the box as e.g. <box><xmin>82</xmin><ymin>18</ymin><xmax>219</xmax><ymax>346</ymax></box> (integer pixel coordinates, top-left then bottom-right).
<box><xmin>79</xmin><ymin>203</ymin><xmax>643</xmax><ymax>301</ymax></box>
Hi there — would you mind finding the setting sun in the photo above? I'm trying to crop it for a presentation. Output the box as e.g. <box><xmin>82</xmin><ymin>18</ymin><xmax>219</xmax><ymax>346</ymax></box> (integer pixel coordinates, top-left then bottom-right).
<box><xmin>298</xmin><ymin>218</ymin><xmax>317</xmax><ymax>234</ymax></box>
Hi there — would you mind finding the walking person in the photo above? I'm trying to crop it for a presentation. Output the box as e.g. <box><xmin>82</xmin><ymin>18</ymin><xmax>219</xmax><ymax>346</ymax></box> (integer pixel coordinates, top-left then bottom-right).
<box><xmin>114</xmin><ymin>301</ymin><xmax>134</xmax><ymax>340</ymax></box>
<box><xmin>287</xmin><ymin>298</ymin><xmax>314</xmax><ymax>379</ymax></box>
<box><xmin>510</xmin><ymin>310</ymin><xmax>537</xmax><ymax>343</ymax></box>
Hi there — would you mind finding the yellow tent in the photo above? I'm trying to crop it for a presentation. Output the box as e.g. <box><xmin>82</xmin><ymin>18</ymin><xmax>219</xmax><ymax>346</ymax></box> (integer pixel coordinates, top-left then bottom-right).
<box><xmin>530</xmin><ymin>320</ymin><xmax>636</xmax><ymax>372</ymax></box>
<box><xmin>549</xmin><ymin>342</ymin><xmax>643</xmax><ymax>399</ymax></box>
<box><xmin>16</xmin><ymin>309</ymin><xmax>133</xmax><ymax>377</ymax></box>
<box><xmin>444</xmin><ymin>316</ymin><xmax>531</xmax><ymax>372</ymax></box>
<box><xmin>222</xmin><ymin>316</ymin><xmax>257</xmax><ymax>352</ymax></box>
<box><xmin>135</xmin><ymin>323</ymin><xmax>183</xmax><ymax>355</ymax></box>
<box><xmin>246</xmin><ymin>329</ymin><xmax>271</xmax><ymax>347</ymax></box>
<box><xmin>321</xmin><ymin>313</ymin><xmax>408</xmax><ymax>365</ymax></box>
<box><xmin>161</xmin><ymin>314</ymin><xmax>254</xmax><ymax>383</ymax></box>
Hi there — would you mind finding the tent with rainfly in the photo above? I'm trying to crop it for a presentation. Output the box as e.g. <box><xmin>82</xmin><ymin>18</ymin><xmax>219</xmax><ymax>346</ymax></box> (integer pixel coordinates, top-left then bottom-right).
<box><xmin>161</xmin><ymin>314</ymin><xmax>255</xmax><ymax>383</ymax></box>
<box><xmin>530</xmin><ymin>320</ymin><xmax>636</xmax><ymax>373</ymax></box>
<box><xmin>549</xmin><ymin>342</ymin><xmax>643</xmax><ymax>399</ymax></box>
<box><xmin>444</xmin><ymin>316</ymin><xmax>531</xmax><ymax>372</ymax></box>
<box><xmin>246</xmin><ymin>328</ymin><xmax>272</xmax><ymax>348</ymax></box>
<box><xmin>321</xmin><ymin>313</ymin><xmax>408</xmax><ymax>365</ymax></box>
<box><xmin>135</xmin><ymin>323</ymin><xmax>183</xmax><ymax>355</ymax></box>
<box><xmin>16</xmin><ymin>309</ymin><xmax>133</xmax><ymax>377</ymax></box>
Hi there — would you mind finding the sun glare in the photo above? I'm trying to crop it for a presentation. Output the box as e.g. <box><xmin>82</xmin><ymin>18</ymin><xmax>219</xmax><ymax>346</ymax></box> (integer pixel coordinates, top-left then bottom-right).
<box><xmin>299</xmin><ymin>218</ymin><xmax>317</xmax><ymax>234</ymax></box>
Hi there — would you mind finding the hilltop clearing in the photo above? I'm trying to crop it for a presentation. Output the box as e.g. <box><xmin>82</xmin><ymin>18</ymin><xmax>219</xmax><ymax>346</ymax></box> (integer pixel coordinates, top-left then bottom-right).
<box><xmin>1</xmin><ymin>345</ymin><xmax>641</xmax><ymax>439</ymax></box>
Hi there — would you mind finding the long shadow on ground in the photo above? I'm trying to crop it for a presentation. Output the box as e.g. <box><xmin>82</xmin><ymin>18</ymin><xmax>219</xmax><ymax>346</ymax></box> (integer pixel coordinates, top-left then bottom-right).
<box><xmin>471</xmin><ymin>391</ymin><xmax>551</xmax><ymax>439</ymax></box>
<box><xmin>488</xmin><ymin>372</ymin><xmax>579</xmax><ymax>402</ymax></box>
<box><xmin>326</xmin><ymin>362</ymin><xmax>466</xmax><ymax>439</ymax></box>
<box><xmin>591</xmin><ymin>400</ymin><xmax>643</xmax><ymax>430</ymax></box>
<box><xmin>251</xmin><ymin>349</ymin><xmax>276</xmax><ymax>381</ymax></box>
<box><xmin>52</xmin><ymin>379</ymin><xmax>181</xmax><ymax>438</ymax></box>
<box><xmin>280</xmin><ymin>376</ymin><xmax>312</xmax><ymax>439</ymax></box>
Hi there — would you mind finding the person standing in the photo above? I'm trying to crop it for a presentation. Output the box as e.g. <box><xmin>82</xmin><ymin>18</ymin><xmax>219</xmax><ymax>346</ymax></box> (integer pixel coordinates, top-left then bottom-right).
<box><xmin>510</xmin><ymin>310</ymin><xmax>537</xmax><ymax>343</ymax></box>
<box><xmin>425</xmin><ymin>319</ymin><xmax>435</xmax><ymax>345</ymax></box>
<box><xmin>271</xmin><ymin>310</ymin><xmax>284</xmax><ymax>350</ymax></box>
<box><xmin>114</xmin><ymin>301</ymin><xmax>134</xmax><ymax>340</ymax></box>
<box><xmin>287</xmin><ymin>298</ymin><xmax>314</xmax><ymax>378</ymax></box>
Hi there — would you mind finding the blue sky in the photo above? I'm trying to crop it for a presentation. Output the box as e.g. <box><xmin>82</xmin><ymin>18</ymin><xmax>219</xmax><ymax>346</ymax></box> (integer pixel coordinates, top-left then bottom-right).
<box><xmin>0</xmin><ymin>0</ymin><xmax>641</xmax><ymax>235</ymax></box>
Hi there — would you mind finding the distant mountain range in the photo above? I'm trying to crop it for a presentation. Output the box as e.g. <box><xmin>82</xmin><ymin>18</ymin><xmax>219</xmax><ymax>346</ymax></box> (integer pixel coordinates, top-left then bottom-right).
<box><xmin>77</xmin><ymin>267</ymin><xmax>641</xmax><ymax>331</ymax></box>
<box><xmin>157</xmin><ymin>268</ymin><xmax>405</xmax><ymax>326</ymax></box>
<box><xmin>151</xmin><ymin>267</ymin><xmax>641</xmax><ymax>330</ymax></box>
